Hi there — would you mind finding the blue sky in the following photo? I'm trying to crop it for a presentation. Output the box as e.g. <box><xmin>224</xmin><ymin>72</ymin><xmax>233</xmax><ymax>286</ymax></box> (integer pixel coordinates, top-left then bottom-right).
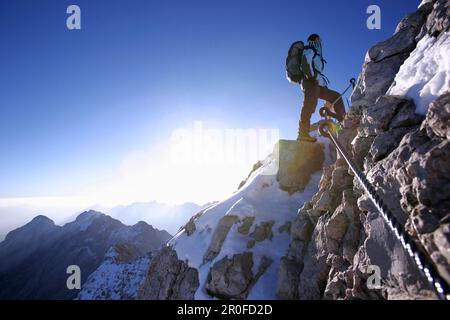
<box><xmin>0</xmin><ymin>0</ymin><xmax>419</xmax><ymax>205</ymax></box>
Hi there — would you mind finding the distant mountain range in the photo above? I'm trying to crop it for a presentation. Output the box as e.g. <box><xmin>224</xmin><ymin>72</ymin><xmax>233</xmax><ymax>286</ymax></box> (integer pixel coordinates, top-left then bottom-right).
<box><xmin>106</xmin><ymin>201</ymin><xmax>213</xmax><ymax>235</ymax></box>
<box><xmin>0</xmin><ymin>201</ymin><xmax>209</xmax><ymax>241</ymax></box>
<box><xmin>0</xmin><ymin>210</ymin><xmax>171</xmax><ymax>299</ymax></box>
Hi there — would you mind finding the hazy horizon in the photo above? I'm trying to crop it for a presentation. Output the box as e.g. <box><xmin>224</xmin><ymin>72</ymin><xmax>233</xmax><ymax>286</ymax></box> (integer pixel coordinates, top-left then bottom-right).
<box><xmin>0</xmin><ymin>198</ymin><xmax>211</xmax><ymax>241</ymax></box>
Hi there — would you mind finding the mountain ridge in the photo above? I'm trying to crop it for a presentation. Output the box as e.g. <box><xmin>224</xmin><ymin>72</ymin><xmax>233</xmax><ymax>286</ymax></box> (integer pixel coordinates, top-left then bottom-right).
<box><xmin>0</xmin><ymin>210</ymin><xmax>171</xmax><ymax>299</ymax></box>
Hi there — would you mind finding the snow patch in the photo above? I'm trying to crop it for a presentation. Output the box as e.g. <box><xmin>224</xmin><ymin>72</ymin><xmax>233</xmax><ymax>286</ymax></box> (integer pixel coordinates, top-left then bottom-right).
<box><xmin>418</xmin><ymin>0</ymin><xmax>432</xmax><ymax>9</ymax></box>
<box><xmin>388</xmin><ymin>32</ymin><xmax>450</xmax><ymax>114</ymax></box>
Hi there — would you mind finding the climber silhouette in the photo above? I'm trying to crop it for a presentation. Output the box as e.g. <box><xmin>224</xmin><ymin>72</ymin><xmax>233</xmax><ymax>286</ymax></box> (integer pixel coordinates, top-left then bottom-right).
<box><xmin>286</xmin><ymin>34</ymin><xmax>345</xmax><ymax>142</ymax></box>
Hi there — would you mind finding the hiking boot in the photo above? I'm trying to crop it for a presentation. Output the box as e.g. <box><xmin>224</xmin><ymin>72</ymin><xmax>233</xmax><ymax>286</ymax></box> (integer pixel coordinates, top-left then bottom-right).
<box><xmin>297</xmin><ymin>132</ymin><xmax>317</xmax><ymax>143</ymax></box>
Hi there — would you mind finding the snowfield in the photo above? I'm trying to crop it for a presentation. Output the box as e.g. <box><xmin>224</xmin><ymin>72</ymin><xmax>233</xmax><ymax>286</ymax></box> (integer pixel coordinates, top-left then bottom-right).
<box><xmin>388</xmin><ymin>32</ymin><xmax>450</xmax><ymax>114</ymax></box>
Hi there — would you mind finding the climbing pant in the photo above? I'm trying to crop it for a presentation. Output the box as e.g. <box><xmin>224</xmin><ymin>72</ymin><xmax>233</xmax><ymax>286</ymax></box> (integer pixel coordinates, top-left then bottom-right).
<box><xmin>299</xmin><ymin>79</ymin><xmax>345</xmax><ymax>135</ymax></box>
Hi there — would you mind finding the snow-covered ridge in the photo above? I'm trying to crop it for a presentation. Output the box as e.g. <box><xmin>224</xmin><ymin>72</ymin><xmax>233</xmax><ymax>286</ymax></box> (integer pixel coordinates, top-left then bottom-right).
<box><xmin>168</xmin><ymin>138</ymin><xmax>331</xmax><ymax>299</ymax></box>
<box><xmin>78</xmin><ymin>245</ymin><xmax>152</xmax><ymax>300</ymax></box>
<box><xmin>106</xmin><ymin>201</ymin><xmax>207</xmax><ymax>235</ymax></box>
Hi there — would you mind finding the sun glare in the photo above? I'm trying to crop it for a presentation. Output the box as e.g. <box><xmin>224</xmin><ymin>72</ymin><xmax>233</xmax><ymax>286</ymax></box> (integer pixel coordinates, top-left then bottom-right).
<box><xmin>76</xmin><ymin>121</ymin><xmax>278</xmax><ymax>207</ymax></box>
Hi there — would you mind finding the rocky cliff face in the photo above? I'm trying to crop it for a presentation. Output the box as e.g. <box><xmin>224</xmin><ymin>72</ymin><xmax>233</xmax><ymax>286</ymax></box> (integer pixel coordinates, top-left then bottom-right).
<box><xmin>138</xmin><ymin>246</ymin><xmax>199</xmax><ymax>300</ymax></box>
<box><xmin>278</xmin><ymin>0</ymin><xmax>449</xmax><ymax>300</ymax></box>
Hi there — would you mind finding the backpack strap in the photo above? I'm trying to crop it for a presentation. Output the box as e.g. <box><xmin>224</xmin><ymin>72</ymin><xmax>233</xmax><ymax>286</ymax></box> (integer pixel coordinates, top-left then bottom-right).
<box><xmin>307</xmin><ymin>46</ymin><xmax>330</xmax><ymax>85</ymax></box>
<box><xmin>304</xmin><ymin>46</ymin><xmax>320</xmax><ymax>78</ymax></box>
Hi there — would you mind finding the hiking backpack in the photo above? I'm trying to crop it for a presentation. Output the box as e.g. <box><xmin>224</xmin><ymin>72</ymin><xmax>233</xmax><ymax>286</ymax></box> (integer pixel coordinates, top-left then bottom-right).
<box><xmin>286</xmin><ymin>41</ymin><xmax>306</xmax><ymax>84</ymax></box>
<box><xmin>286</xmin><ymin>41</ymin><xmax>318</xmax><ymax>84</ymax></box>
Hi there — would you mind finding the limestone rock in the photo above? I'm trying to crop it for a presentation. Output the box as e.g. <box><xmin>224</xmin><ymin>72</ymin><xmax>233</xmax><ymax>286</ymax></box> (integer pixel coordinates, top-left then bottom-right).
<box><xmin>290</xmin><ymin>214</ymin><xmax>313</xmax><ymax>242</ymax></box>
<box><xmin>238</xmin><ymin>216</ymin><xmax>255</xmax><ymax>235</ymax></box>
<box><xmin>351</xmin><ymin>1</ymin><xmax>429</xmax><ymax>107</ymax></box>
<box><xmin>424</xmin><ymin>91</ymin><xmax>450</xmax><ymax>139</ymax></box>
<box><xmin>108</xmin><ymin>243</ymin><xmax>142</xmax><ymax>264</ymax></box>
<box><xmin>237</xmin><ymin>161</ymin><xmax>263</xmax><ymax>190</ymax></box>
<box><xmin>369</xmin><ymin>126</ymin><xmax>416</xmax><ymax>162</ymax></box>
<box><xmin>422</xmin><ymin>0</ymin><xmax>449</xmax><ymax>37</ymax></box>
<box><xmin>287</xmin><ymin>211</ymin><xmax>313</xmax><ymax>262</ymax></box>
<box><xmin>389</xmin><ymin>99</ymin><xmax>424</xmax><ymax>129</ymax></box>
<box><xmin>351</xmin><ymin>53</ymin><xmax>411</xmax><ymax>107</ymax></box>
<box><xmin>275</xmin><ymin>140</ymin><xmax>325</xmax><ymax>193</ymax></box>
<box><xmin>203</xmin><ymin>215</ymin><xmax>238</xmax><ymax>263</ymax></box>
<box><xmin>297</xmin><ymin>215</ymin><xmax>331</xmax><ymax>299</ymax></box>
<box><xmin>205</xmin><ymin>252</ymin><xmax>272</xmax><ymax>299</ymax></box>
<box><xmin>139</xmin><ymin>246</ymin><xmax>199</xmax><ymax>300</ymax></box>
<box><xmin>325</xmin><ymin>205</ymin><xmax>350</xmax><ymax>246</ymax></box>
<box><xmin>250</xmin><ymin>220</ymin><xmax>275</xmax><ymax>242</ymax></box>
<box><xmin>434</xmin><ymin>224</ymin><xmax>450</xmax><ymax>263</ymax></box>
<box><xmin>184</xmin><ymin>218</ymin><xmax>196</xmax><ymax>236</ymax></box>
<box><xmin>276</xmin><ymin>257</ymin><xmax>301</xmax><ymax>299</ymax></box>
<box><xmin>205</xmin><ymin>252</ymin><xmax>254</xmax><ymax>299</ymax></box>
<box><xmin>362</xmin><ymin>96</ymin><xmax>411</xmax><ymax>134</ymax></box>
<box><xmin>278</xmin><ymin>221</ymin><xmax>291</xmax><ymax>235</ymax></box>
<box><xmin>396</xmin><ymin>1</ymin><xmax>433</xmax><ymax>35</ymax></box>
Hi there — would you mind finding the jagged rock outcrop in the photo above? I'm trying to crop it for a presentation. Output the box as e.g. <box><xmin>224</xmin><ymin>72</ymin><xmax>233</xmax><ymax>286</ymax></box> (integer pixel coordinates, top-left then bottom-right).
<box><xmin>238</xmin><ymin>216</ymin><xmax>255</xmax><ymax>235</ymax></box>
<box><xmin>178</xmin><ymin>205</ymin><xmax>214</xmax><ymax>236</ymax></box>
<box><xmin>276</xmin><ymin>140</ymin><xmax>325</xmax><ymax>193</ymax></box>
<box><xmin>238</xmin><ymin>161</ymin><xmax>264</xmax><ymax>190</ymax></box>
<box><xmin>205</xmin><ymin>252</ymin><xmax>254</xmax><ymax>299</ymax></box>
<box><xmin>351</xmin><ymin>2</ymin><xmax>433</xmax><ymax>107</ymax></box>
<box><xmin>203</xmin><ymin>215</ymin><xmax>239</xmax><ymax>263</ymax></box>
<box><xmin>421</xmin><ymin>0</ymin><xmax>449</xmax><ymax>37</ymax></box>
<box><xmin>81</xmin><ymin>244</ymin><xmax>200</xmax><ymax>300</ymax></box>
<box><xmin>250</xmin><ymin>220</ymin><xmax>275</xmax><ymax>242</ymax></box>
<box><xmin>138</xmin><ymin>246</ymin><xmax>199</xmax><ymax>300</ymax></box>
<box><xmin>279</xmin><ymin>0</ymin><xmax>449</xmax><ymax>300</ymax></box>
<box><xmin>184</xmin><ymin>218</ymin><xmax>197</xmax><ymax>236</ymax></box>
<box><xmin>205</xmin><ymin>252</ymin><xmax>273</xmax><ymax>299</ymax></box>
<box><xmin>78</xmin><ymin>244</ymin><xmax>153</xmax><ymax>300</ymax></box>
